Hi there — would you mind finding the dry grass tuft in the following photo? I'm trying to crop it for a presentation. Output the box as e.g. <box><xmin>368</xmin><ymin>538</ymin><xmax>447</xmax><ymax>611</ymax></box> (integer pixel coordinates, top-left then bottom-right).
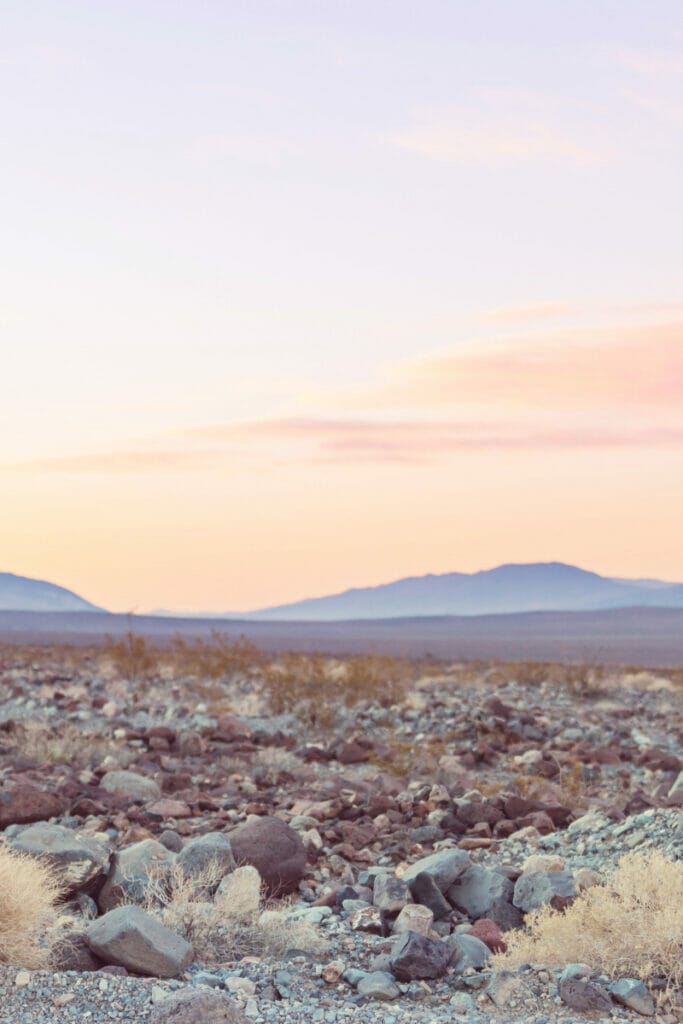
<box><xmin>8</xmin><ymin>720</ymin><xmax>133</xmax><ymax>769</ymax></box>
<box><xmin>494</xmin><ymin>851</ymin><xmax>683</xmax><ymax>998</ymax></box>
<box><xmin>0</xmin><ymin>845</ymin><xmax>64</xmax><ymax>968</ymax></box>
<box><xmin>140</xmin><ymin>862</ymin><xmax>326</xmax><ymax>963</ymax></box>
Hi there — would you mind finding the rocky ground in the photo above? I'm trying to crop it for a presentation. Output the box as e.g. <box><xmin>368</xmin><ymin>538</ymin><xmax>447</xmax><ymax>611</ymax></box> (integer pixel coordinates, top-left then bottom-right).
<box><xmin>0</xmin><ymin>644</ymin><xmax>681</xmax><ymax>1024</ymax></box>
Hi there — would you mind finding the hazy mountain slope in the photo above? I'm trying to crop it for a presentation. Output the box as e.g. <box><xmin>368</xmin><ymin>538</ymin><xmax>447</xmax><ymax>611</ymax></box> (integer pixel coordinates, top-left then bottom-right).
<box><xmin>0</xmin><ymin>572</ymin><xmax>101</xmax><ymax>612</ymax></box>
<box><xmin>247</xmin><ymin>562</ymin><xmax>683</xmax><ymax>621</ymax></box>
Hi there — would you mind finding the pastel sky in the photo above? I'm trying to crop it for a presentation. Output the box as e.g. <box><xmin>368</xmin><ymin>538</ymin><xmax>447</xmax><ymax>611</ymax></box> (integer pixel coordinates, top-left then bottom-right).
<box><xmin>2</xmin><ymin>1</ymin><xmax>683</xmax><ymax>612</ymax></box>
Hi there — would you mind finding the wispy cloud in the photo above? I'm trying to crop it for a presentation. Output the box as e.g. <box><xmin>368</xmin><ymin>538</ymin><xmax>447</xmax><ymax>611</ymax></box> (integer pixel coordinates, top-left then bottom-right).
<box><xmin>481</xmin><ymin>303</ymin><xmax>570</xmax><ymax>324</ymax></box>
<box><xmin>389</xmin><ymin>95</ymin><xmax>609</xmax><ymax>166</ymax></box>
<box><xmin>617</xmin><ymin>47</ymin><xmax>683</xmax><ymax>78</ymax></box>
<box><xmin>8</xmin><ymin>321</ymin><xmax>682</xmax><ymax>475</ymax></box>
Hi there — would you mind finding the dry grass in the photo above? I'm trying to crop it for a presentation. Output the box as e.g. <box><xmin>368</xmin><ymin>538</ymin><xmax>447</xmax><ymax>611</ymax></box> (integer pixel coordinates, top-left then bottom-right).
<box><xmin>7</xmin><ymin>720</ymin><xmax>133</xmax><ymax>769</ymax></box>
<box><xmin>0</xmin><ymin>845</ymin><xmax>64</xmax><ymax>968</ymax></box>
<box><xmin>494</xmin><ymin>851</ymin><xmax>683</xmax><ymax>1000</ymax></box>
<box><xmin>140</xmin><ymin>862</ymin><xmax>327</xmax><ymax>963</ymax></box>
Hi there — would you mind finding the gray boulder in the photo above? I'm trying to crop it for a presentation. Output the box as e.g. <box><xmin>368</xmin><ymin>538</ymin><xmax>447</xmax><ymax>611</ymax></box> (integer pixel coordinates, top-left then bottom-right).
<box><xmin>610</xmin><ymin>978</ymin><xmax>656</xmax><ymax>1016</ymax></box>
<box><xmin>372</xmin><ymin>873</ymin><xmax>411</xmax><ymax>916</ymax></box>
<box><xmin>401</xmin><ymin>849</ymin><xmax>470</xmax><ymax>892</ymax></box>
<box><xmin>356</xmin><ymin>971</ymin><xmax>400</xmax><ymax>1001</ymax></box>
<box><xmin>100</xmin><ymin>770</ymin><xmax>161</xmax><ymax>803</ymax></box>
<box><xmin>389</xmin><ymin>930</ymin><xmax>451</xmax><ymax>981</ymax></box>
<box><xmin>9</xmin><ymin>822</ymin><xmax>110</xmax><ymax>893</ymax></box>
<box><xmin>447</xmin><ymin>866</ymin><xmax>522</xmax><ymax>928</ymax></box>
<box><xmin>98</xmin><ymin>839</ymin><xmax>175</xmax><ymax>913</ymax></box>
<box><xmin>85</xmin><ymin>905</ymin><xmax>192</xmax><ymax>978</ymax></box>
<box><xmin>513</xmin><ymin>869</ymin><xmax>576</xmax><ymax>913</ymax></box>
<box><xmin>177</xmin><ymin>833</ymin><xmax>235</xmax><ymax>888</ymax></box>
<box><xmin>446</xmin><ymin>932</ymin><xmax>491</xmax><ymax>972</ymax></box>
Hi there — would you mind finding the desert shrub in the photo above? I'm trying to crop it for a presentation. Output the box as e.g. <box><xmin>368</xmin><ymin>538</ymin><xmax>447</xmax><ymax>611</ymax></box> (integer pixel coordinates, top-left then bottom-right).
<box><xmin>252</xmin><ymin>747</ymin><xmax>307</xmax><ymax>785</ymax></box>
<box><xmin>0</xmin><ymin>845</ymin><xmax>64</xmax><ymax>968</ymax></box>
<box><xmin>169</xmin><ymin>631</ymin><xmax>265</xmax><ymax>681</ymax></box>
<box><xmin>260</xmin><ymin>652</ymin><xmax>411</xmax><ymax>730</ymax></box>
<box><xmin>494</xmin><ymin>851</ymin><xmax>683</xmax><ymax>1000</ymax></box>
<box><xmin>141</xmin><ymin>862</ymin><xmax>326</xmax><ymax>962</ymax></box>
<box><xmin>103</xmin><ymin>632</ymin><xmax>161</xmax><ymax>682</ymax></box>
<box><xmin>260</xmin><ymin>654</ymin><xmax>338</xmax><ymax>728</ymax></box>
<box><xmin>8</xmin><ymin>721</ymin><xmax>132</xmax><ymax>769</ymax></box>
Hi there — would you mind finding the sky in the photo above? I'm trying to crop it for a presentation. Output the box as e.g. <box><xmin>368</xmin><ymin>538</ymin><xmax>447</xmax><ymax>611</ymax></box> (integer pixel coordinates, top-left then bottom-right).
<box><xmin>2</xmin><ymin>1</ymin><xmax>683</xmax><ymax>612</ymax></box>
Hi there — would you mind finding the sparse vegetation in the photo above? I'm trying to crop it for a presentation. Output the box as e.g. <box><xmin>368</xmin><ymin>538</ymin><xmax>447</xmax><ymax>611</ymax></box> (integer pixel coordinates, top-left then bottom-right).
<box><xmin>140</xmin><ymin>862</ymin><xmax>326</xmax><ymax>963</ymax></box>
<box><xmin>0</xmin><ymin>845</ymin><xmax>64</xmax><ymax>969</ymax></box>
<box><xmin>494</xmin><ymin>851</ymin><xmax>683</xmax><ymax>1002</ymax></box>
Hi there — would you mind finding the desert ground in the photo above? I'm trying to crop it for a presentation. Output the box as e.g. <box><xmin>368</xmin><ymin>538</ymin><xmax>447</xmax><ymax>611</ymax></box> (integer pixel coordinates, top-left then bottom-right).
<box><xmin>0</xmin><ymin>635</ymin><xmax>680</xmax><ymax>1024</ymax></box>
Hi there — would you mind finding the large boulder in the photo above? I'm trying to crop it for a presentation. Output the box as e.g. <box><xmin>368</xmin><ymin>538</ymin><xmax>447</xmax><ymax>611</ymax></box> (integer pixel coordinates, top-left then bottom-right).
<box><xmin>372</xmin><ymin>873</ymin><xmax>411</xmax><ymax>915</ymax></box>
<box><xmin>150</xmin><ymin>989</ymin><xmax>248</xmax><ymax>1023</ymax></box>
<box><xmin>229</xmin><ymin>817</ymin><xmax>306</xmax><ymax>894</ymax></box>
<box><xmin>100</xmin><ymin>771</ymin><xmax>161</xmax><ymax>803</ymax></box>
<box><xmin>9</xmin><ymin>822</ymin><xmax>110</xmax><ymax>893</ymax></box>
<box><xmin>177</xmin><ymin>833</ymin><xmax>235</xmax><ymax>888</ymax></box>
<box><xmin>0</xmin><ymin>782</ymin><xmax>64</xmax><ymax>827</ymax></box>
<box><xmin>401</xmin><ymin>850</ymin><xmax>470</xmax><ymax>892</ymax></box>
<box><xmin>447</xmin><ymin>865</ymin><xmax>522</xmax><ymax>928</ymax></box>
<box><xmin>85</xmin><ymin>905</ymin><xmax>192</xmax><ymax>978</ymax></box>
<box><xmin>389</xmin><ymin>930</ymin><xmax>451</xmax><ymax>981</ymax></box>
<box><xmin>98</xmin><ymin>839</ymin><xmax>175</xmax><ymax>913</ymax></box>
<box><xmin>513</xmin><ymin>869</ymin><xmax>576</xmax><ymax>913</ymax></box>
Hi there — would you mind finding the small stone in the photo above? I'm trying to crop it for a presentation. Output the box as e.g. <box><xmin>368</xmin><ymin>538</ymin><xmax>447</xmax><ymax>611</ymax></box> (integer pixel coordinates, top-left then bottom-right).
<box><xmin>356</xmin><ymin>971</ymin><xmax>400</xmax><ymax>1000</ymax></box>
<box><xmin>400</xmin><ymin>849</ymin><xmax>470</xmax><ymax>892</ymax></box>
<box><xmin>392</xmin><ymin>903</ymin><xmax>433</xmax><ymax>936</ymax></box>
<box><xmin>100</xmin><ymin>770</ymin><xmax>161</xmax><ymax>803</ymax></box>
<box><xmin>14</xmin><ymin>971</ymin><xmax>31</xmax><ymax>988</ymax></box>
<box><xmin>610</xmin><ymin>978</ymin><xmax>656</xmax><ymax>1016</ymax></box>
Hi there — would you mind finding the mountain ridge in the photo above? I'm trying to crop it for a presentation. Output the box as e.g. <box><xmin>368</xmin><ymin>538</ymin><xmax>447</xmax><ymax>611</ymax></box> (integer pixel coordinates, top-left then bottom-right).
<box><xmin>0</xmin><ymin>572</ymin><xmax>101</xmax><ymax>613</ymax></box>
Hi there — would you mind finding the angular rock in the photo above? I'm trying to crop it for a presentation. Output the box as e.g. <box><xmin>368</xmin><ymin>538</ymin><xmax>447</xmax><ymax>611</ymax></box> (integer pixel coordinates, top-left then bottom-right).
<box><xmin>401</xmin><ymin>849</ymin><xmax>470</xmax><ymax>892</ymax></box>
<box><xmin>0</xmin><ymin>782</ymin><xmax>64</xmax><ymax>827</ymax></box>
<box><xmin>100</xmin><ymin>771</ymin><xmax>161</xmax><ymax>803</ymax></box>
<box><xmin>98</xmin><ymin>839</ymin><xmax>175</xmax><ymax>913</ymax></box>
<box><xmin>229</xmin><ymin>816</ymin><xmax>306</xmax><ymax>894</ymax></box>
<box><xmin>85</xmin><ymin>905</ymin><xmax>192</xmax><ymax>978</ymax></box>
<box><xmin>356</xmin><ymin>971</ymin><xmax>400</xmax><ymax>1000</ymax></box>
<box><xmin>446</xmin><ymin>932</ymin><xmax>491</xmax><ymax>972</ymax></box>
<box><xmin>513</xmin><ymin>869</ymin><xmax>576</xmax><ymax>912</ymax></box>
<box><xmin>150</xmin><ymin>989</ymin><xmax>247</xmax><ymax>1023</ymax></box>
<box><xmin>486</xmin><ymin>970</ymin><xmax>527</xmax><ymax>1007</ymax></box>
<box><xmin>389</xmin><ymin>930</ymin><xmax>451</xmax><ymax>980</ymax></box>
<box><xmin>558</xmin><ymin>968</ymin><xmax>612</xmax><ymax>1014</ymax></box>
<box><xmin>392</xmin><ymin>903</ymin><xmax>433</xmax><ymax>936</ymax></box>
<box><xmin>610</xmin><ymin>978</ymin><xmax>656</xmax><ymax>1016</ymax></box>
<box><xmin>447</xmin><ymin>865</ymin><xmax>522</xmax><ymax>928</ymax></box>
<box><xmin>372</xmin><ymin>873</ymin><xmax>411</xmax><ymax>915</ymax></box>
<box><xmin>469</xmin><ymin>917</ymin><xmax>506</xmax><ymax>952</ymax></box>
<box><xmin>177</xmin><ymin>833</ymin><xmax>235</xmax><ymax>887</ymax></box>
<box><xmin>408</xmin><ymin>871</ymin><xmax>452</xmax><ymax>920</ymax></box>
<box><xmin>9</xmin><ymin>822</ymin><xmax>110</xmax><ymax>893</ymax></box>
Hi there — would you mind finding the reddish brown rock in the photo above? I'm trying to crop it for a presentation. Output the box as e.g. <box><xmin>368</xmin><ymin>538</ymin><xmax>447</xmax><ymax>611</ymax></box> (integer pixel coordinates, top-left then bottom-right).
<box><xmin>0</xmin><ymin>781</ymin><xmax>65</xmax><ymax>827</ymax></box>
<box><xmin>469</xmin><ymin>918</ymin><xmax>507</xmax><ymax>953</ymax></box>
<box><xmin>230</xmin><ymin>816</ymin><xmax>307</xmax><ymax>894</ymax></box>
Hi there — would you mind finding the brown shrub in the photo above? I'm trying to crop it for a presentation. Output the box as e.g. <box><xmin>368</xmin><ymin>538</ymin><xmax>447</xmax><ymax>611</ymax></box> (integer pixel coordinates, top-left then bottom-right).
<box><xmin>0</xmin><ymin>845</ymin><xmax>64</xmax><ymax>968</ymax></box>
<box><xmin>494</xmin><ymin>851</ymin><xmax>683</xmax><ymax>1001</ymax></box>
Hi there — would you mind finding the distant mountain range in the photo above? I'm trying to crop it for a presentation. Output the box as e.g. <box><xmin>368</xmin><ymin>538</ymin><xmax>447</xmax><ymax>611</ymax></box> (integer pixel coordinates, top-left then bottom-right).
<box><xmin>5</xmin><ymin>562</ymin><xmax>683</xmax><ymax>620</ymax></box>
<box><xmin>0</xmin><ymin>573</ymin><xmax>101</xmax><ymax>613</ymax></box>
<box><xmin>242</xmin><ymin>562</ymin><xmax>683</xmax><ymax>620</ymax></box>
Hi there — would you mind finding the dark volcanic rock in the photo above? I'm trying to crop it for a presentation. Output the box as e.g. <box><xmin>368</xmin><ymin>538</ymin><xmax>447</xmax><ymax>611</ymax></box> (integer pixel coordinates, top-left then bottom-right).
<box><xmin>230</xmin><ymin>816</ymin><xmax>307</xmax><ymax>894</ymax></box>
<box><xmin>389</xmin><ymin>929</ymin><xmax>452</xmax><ymax>980</ymax></box>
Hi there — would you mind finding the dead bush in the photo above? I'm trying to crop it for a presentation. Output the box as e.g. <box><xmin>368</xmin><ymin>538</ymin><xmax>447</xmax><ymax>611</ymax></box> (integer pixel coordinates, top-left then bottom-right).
<box><xmin>140</xmin><ymin>862</ymin><xmax>326</xmax><ymax>962</ymax></box>
<box><xmin>8</xmin><ymin>721</ymin><xmax>131</xmax><ymax>769</ymax></box>
<box><xmin>0</xmin><ymin>845</ymin><xmax>64</xmax><ymax>968</ymax></box>
<box><xmin>494</xmin><ymin>850</ymin><xmax>683</xmax><ymax>1001</ymax></box>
